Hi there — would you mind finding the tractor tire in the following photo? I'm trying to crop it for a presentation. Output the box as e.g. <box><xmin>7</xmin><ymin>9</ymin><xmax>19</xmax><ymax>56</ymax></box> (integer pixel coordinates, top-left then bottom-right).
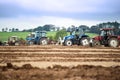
<box><xmin>40</xmin><ymin>38</ymin><xmax>48</xmax><ymax>45</ymax></box>
<box><xmin>93</xmin><ymin>40</ymin><xmax>101</xmax><ymax>47</ymax></box>
<box><xmin>65</xmin><ymin>40</ymin><xmax>73</xmax><ymax>46</ymax></box>
<box><xmin>29</xmin><ymin>41</ymin><xmax>34</xmax><ymax>45</ymax></box>
<box><xmin>108</xmin><ymin>38</ymin><xmax>119</xmax><ymax>47</ymax></box>
<box><xmin>80</xmin><ymin>37</ymin><xmax>89</xmax><ymax>46</ymax></box>
<box><xmin>15</xmin><ymin>42</ymin><xmax>19</xmax><ymax>46</ymax></box>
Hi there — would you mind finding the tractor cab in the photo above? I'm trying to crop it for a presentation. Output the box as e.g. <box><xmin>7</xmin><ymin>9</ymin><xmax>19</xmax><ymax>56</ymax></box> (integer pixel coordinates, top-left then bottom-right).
<box><xmin>8</xmin><ymin>36</ymin><xmax>19</xmax><ymax>46</ymax></box>
<box><xmin>70</xmin><ymin>28</ymin><xmax>85</xmax><ymax>39</ymax></box>
<box><xmin>35</xmin><ymin>31</ymin><xmax>46</xmax><ymax>37</ymax></box>
<box><xmin>76</xmin><ymin>28</ymin><xmax>85</xmax><ymax>38</ymax></box>
<box><xmin>100</xmin><ymin>28</ymin><xmax>114</xmax><ymax>36</ymax></box>
<box><xmin>9</xmin><ymin>36</ymin><xmax>19</xmax><ymax>42</ymax></box>
<box><xmin>99</xmin><ymin>28</ymin><xmax>115</xmax><ymax>41</ymax></box>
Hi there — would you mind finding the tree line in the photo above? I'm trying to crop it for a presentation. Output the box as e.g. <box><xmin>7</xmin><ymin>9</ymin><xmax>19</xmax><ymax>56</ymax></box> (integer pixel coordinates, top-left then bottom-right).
<box><xmin>22</xmin><ymin>21</ymin><xmax>120</xmax><ymax>35</ymax></box>
<box><xmin>2</xmin><ymin>28</ymin><xmax>19</xmax><ymax>32</ymax></box>
<box><xmin>2</xmin><ymin>21</ymin><xmax>120</xmax><ymax>35</ymax></box>
<box><xmin>22</xmin><ymin>24</ymin><xmax>60</xmax><ymax>32</ymax></box>
<box><xmin>90</xmin><ymin>21</ymin><xmax>120</xmax><ymax>35</ymax></box>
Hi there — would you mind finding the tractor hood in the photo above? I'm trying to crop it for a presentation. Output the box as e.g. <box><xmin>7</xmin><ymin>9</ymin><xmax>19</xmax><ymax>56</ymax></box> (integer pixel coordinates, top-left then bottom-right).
<box><xmin>63</xmin><ymin>35</ymin><xmax>74</xmax><ymax>40</ymax></box>
<box><xmin>81</xmin><ymin>34</ymin><xmax>89</xmax><ymax>37</ymax></box>
<box><xmin>93</xmin><ymin>36</ymin><xmax>102</xmax><ymax>41</ymax></box>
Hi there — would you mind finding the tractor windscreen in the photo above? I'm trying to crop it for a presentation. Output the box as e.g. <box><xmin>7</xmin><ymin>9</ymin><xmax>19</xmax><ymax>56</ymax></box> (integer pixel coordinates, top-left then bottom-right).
<box><xmin>108</xmin><ymin>30</ymin><xmax>114</xmax><ymax>35</ymax></box>
<box><xmin>41</xmin><ymin>32</ymin><xmax>46</xmax><ymax>37</ymax></box>
<box><xmin>31</xmin><ymin>34</ymin><xmax>35</xmax><ymax>38</ymax></box>
<box><xmin>78</xmin><ymin>28</ymin><xmax>84</xmax><ymax>35</ymax></box>
<box><xmin>100</xmin><ymin>30</ymin><xmax>106</xmax><ymax>36</ymax></box>
<box><xmin>35</xmin><ymin>31</ymin><xmax>46</xmax><ymax>37</ymax></box>
<box><xmin>35</xmin><ymin>31</ymin><xmax>40</xmax><ymax>37</ymax></box>
<box><xmin>75</xmin><ymin>28</ymin><xmax>84</xmax><ymax>36</ymax></box>
<box><xmin>100</xmin><ymin>30</ymin><xmax>114</xmax><ymax>36</ymax></box>
<box><xmin>11</xmin><ymin>37</ymin><xmax>18</xmax><ymax>41</ymax></box>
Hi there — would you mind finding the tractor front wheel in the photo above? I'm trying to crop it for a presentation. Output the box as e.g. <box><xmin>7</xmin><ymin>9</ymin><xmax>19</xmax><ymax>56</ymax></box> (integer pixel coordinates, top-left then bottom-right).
<box><xmin>40</xmin><ymin>38</ymin><xmax>48</xmax><ymax>45</ymax></box>
<box><xmin>29</xmin><ymin>41</ymin><xmax>34</xmax><ymax>45</ymax></box>
<box><xmin>80</xmin><ymin>37</ymin><xmax>89</xmax><ymax>46</ymax></box>
<box><xmin>15</xmin><ymin>42</ymin><xmax>19</xmax><ymax>46</ymax></box>
<box><xmin>65</xmin><ymin>40</ymin><xmax>73</xmax><ymax>46</ymax></box>
<box><xmin>108</xmin><ymin>38</ymin><xmax>119</xmax><ymax>47</ymax></box>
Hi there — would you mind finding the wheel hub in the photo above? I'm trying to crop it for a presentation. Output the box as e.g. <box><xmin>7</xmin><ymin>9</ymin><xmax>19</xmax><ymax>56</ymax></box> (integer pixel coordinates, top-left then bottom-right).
<box><xmin>66</xmin><ymin>41</ymin><xmax>72</xmax><ymax>46</ymax></box>
<box><xmin>82</xmin><ymin>39</ymin><xmax>89</xmax><ymax>46</ymax></box>
<box><xmin>110</xmin><ymin>40</ymin><xmax>117</xmax><ymax>47</ymax></box>
<box><xmin>41</xmin><ymin>40</ymin><xmax>47</xmax><ymax>45</ymax></box>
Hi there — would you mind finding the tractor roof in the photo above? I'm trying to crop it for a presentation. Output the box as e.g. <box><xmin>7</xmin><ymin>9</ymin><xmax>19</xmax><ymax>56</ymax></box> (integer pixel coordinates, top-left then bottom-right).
<box><xmin>100</xmin><ymin>28</ymin><xmax>114</xmax><ymax>31</ymax></box>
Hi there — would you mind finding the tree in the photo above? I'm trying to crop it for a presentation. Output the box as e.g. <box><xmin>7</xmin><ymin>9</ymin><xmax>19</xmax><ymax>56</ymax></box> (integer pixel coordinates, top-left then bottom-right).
<box><xmin>61</xmin><ymin>27</ymin><xmax>66</xmax><ymax>31</ymax></box>
<box><xmin>55</xmin><ymin>30</ymin><xmax>67</xmax><ymax>41</ymax></box>
<box><xmin>43</xmin><ymin>24</ymin><xmax>55</xmax><ymax>31</ymax></box>
<box><xmin>90</xmin><ymin>26</ymin><xmax>100</xmax><ymax>34</ymax></box>
<box><xmin>2</xmin><ymin>28</ymin><xmax>4</xmax><ymax>32</ymax></box>
<box><xmin>79</xmin><ymin>25</ymin><xmax>90</xmax><ymax>32</ymax></box>
<box><xmin>5</xmin><ymin>27</ymin><xmax>8</xmax><ymax>32</ymax></box>
<box><xmin>37</xmin><ymin>26</ymin><xmax>43</xmax><ymax>31</ymax></box>
<box><xmin>12</xmin><ymin>28</ymin><xmax>15</xmax><ymax>32</ymax></box>
<box><xmin>112</xmin><ymin>21</ymin><xmax>120</xmax><ymax>35</ymax></box>
<box><xmin>67</xmin><ymin>27</ymin><xmax>71</xmax><ymax>32</ymax></box>
<box><xmin>15</xmin><ymin>28</ymin><xmax>19</xmax><ymax>32</ymax></box>
<box><xmin>9</xmin><ymin>29</ymin><xmax>12</xmax><ymax>32</ymax></box>
<box><xmin>71</xmin><ymin>25</ymin><xmax>76</xmax><ymax>31</ymax></box>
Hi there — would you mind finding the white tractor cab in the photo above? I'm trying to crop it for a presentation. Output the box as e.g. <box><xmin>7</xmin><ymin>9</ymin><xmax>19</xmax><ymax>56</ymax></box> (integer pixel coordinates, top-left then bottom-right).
<box><xmin>8</xmin><ymin>36</ymin><xmax>19</xmax><ymax>46</ymax></box>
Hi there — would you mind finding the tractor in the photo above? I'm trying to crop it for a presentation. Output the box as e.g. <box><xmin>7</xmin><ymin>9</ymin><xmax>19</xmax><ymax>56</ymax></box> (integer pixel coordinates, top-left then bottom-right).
<box><xmin>92</xmin><ymin>28</ymin><xmax>120</xmax><ymax>47</ymax></box>
<box><xmin>8</xmin><ymin>36</ymin><xmax>19</xmax><ymax>46</ymax></box>
<box><xmin>26</xmin><ymin>31</ymin><xmax>48</xmax><ymax>45</ymax></box>
<box><xmin>63</xmin><ymin>28</ymin><xmax>90</xmax><ymax>46</ymax></box>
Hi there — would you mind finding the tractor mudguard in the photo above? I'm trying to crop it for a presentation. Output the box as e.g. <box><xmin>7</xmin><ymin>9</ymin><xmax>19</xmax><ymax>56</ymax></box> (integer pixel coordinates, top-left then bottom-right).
<box><xmin>81</xmin><ymin>35</ymin><xmax>89</xmax><ymax>38</ymax></box>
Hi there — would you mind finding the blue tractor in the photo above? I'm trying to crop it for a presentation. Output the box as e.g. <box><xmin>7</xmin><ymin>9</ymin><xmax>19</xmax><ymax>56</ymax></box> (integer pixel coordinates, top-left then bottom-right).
<box><xmin>26</xmin><ymin>31</ymin><xmax>48</xmax><ymax>45</ymax></box>
<box><xmin>63</xmin><ymin>28</ymin><xmax>90</xmax><ymax>46</ymax></box>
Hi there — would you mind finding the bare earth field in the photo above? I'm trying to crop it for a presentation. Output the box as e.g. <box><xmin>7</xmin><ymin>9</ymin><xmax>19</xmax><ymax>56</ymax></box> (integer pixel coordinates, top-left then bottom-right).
<box><xmin>0</xmin><ymin>45</ymin><xmax>120</xmax><ymax>80</ymax></box>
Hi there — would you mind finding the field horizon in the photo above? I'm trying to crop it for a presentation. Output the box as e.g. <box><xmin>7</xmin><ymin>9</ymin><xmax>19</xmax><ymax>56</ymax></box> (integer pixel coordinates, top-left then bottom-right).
<box><xmin>0</xmin><ymin>31</ymin><xmax>98</xmax><ymax>42</ymax></box>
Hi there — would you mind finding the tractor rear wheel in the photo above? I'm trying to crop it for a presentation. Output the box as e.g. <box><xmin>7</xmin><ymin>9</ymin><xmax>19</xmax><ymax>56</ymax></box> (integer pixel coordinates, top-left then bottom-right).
<box><xmin>108</xmin><ymin>38</ymin><xmax>119</xmax><ymax>47</ymax></box>
<box><xmin>80</xmin><ymin>37</ymin><xmax>89</xmax><ymax>46</ymax></box>
<box><xmin>40</xmin><ymin>38</ymin><xmax>48</xmax><ymax>45</ymax></box>
<box><xmin>65</xmin><ymin>40</ymin><xmax>73</xmax><ymax>46</ymax></box>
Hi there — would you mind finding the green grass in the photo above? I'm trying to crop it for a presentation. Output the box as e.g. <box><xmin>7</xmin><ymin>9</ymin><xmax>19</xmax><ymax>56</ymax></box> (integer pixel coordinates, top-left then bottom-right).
<box><xmin>86</xmin><ymin>33</ymin><xmax>98</xmax><ymax>38</ymax></box>
<box><xmin>0</xmin><ymin>31</ymin><xmax>98</xmax><ymax>42</ymax></box>
<box><xmin>0</xmin><ymin>32</ymin><xmax>30</xmax><ymax>41</ymax></box>
<box><xmin>46</xmin><ymin>31</ymin><xmax>57</xmax><ymax>38</ymax></box>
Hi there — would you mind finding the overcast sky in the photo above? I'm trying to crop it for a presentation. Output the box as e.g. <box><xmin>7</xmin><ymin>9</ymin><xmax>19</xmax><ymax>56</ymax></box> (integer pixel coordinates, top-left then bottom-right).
<box><xmin>0</xmin><ymin>0</ymin><xmax>120</xmax><ymax>30</ymax></box>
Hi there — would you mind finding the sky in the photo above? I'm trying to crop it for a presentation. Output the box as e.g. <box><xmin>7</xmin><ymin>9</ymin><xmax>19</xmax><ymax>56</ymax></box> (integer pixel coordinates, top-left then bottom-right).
<box><xmin>0</xmin><ymin>0</ymin><xmax>120</xmax><ymax>31</ymax></box>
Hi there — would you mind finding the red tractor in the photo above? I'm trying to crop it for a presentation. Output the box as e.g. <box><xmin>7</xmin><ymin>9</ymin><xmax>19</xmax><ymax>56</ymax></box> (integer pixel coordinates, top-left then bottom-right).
<box><xmin>92</xmin><ymin>28</ymin><xmax>120</xmax><ymax>47</ymax></box>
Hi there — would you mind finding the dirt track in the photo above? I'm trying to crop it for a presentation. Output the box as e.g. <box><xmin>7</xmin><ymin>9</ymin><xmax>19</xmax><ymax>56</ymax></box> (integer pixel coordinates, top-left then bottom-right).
<box><xmin>0</xmin><ymin>45</ymin><xmax>120</xmax><ymax>68</ymax></box>
<box><xmin>0</xmin><ymin>45</ymin><xmax>120</xmax><ymax>80</ymax></box>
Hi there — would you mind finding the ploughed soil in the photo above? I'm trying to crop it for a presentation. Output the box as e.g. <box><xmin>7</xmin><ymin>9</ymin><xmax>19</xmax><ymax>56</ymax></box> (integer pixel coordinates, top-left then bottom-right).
<box><xmin>0</xmin><ymin>63</ymin><xmax>120</xmax><ymax>80</ymax></box>
<box><xmin>0</xmin><ymin>45</ymin><xmax>120</xmax><ymax>80</ymax></box>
